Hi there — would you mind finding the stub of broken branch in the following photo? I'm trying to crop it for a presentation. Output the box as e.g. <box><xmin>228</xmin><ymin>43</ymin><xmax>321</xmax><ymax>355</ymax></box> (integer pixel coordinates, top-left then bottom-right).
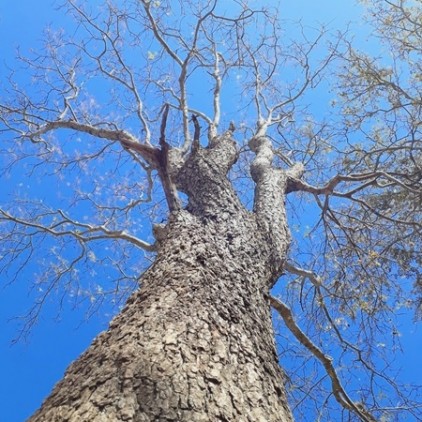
<box><xmin>191</xmin><ymin>114</ymin><xmax>201</xmax><ymax>151</ymax></box>
<box><xmin>152</xmin><ymin>223</ymin><xmax>168</xmax><ymax>243</ymax></box>
<box><xmin>156</xmin><ymin>104</ymin><xmax>182</xmax><ymax>212</ymax></box>
<box><xmin>159</xmin><ymin>104</ymin><xmax>170</xmax><ymax>147</ymax></box>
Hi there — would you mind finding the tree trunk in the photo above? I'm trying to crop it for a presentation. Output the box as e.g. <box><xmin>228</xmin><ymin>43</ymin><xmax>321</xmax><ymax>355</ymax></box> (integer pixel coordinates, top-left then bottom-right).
<box><xmin>29</xmin><ymin>133</ymin><xmax>294</xmax><ymax>422</ymax></box>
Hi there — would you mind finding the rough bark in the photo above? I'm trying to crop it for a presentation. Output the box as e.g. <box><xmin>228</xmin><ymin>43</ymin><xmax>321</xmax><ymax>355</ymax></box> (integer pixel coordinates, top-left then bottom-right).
<box><xmin>29</xmin><ymin>134</ymin><xmax>294</xmax><ymax>422</ymax></box>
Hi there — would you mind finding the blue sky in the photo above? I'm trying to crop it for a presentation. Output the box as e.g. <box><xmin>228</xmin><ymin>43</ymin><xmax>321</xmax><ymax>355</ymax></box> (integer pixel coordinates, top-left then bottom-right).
<box><xmin>0</xmin><ymin>1</ymin><xmax>421</xmax><ymax>421</ymax></box>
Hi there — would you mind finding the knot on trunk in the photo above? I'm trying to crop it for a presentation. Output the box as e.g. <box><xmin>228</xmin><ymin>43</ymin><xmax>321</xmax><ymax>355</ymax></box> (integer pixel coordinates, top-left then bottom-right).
<box><xmin>153</xmin><ymin>223</ymin><xmax>168</xmax><ymax>243</ymax></box>
<box><xmin>248</xmin><ymin>136</ymin><xmax>272</xmax><ymax>153</ymax></box>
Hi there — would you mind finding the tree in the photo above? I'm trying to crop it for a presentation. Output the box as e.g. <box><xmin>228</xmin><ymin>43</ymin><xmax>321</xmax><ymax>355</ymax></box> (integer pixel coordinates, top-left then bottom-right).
<box><xmin>0</xmin><ymin>0</ymin><xmax>420</xmax><ymax>420</ymax></box>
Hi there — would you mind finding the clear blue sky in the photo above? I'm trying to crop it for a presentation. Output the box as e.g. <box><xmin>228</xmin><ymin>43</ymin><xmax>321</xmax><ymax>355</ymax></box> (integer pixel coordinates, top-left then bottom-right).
<box><xmin>0</xmin><ymin>1</ymin><xmax>420</xmax><ymax>421</ymax></box>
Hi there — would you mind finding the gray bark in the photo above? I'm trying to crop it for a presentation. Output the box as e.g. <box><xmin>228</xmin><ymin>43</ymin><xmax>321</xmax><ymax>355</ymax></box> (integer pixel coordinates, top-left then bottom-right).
<box><xmin>29</xmin><ymin>133</ymin><xmax>294</xmax><ymax>421</ymax></box>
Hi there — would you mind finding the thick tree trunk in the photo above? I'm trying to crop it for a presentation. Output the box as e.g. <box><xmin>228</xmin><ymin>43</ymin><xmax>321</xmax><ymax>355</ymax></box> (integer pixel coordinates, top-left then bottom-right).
<box><xmin>29</xmin><ymin>133</ymin><xmax>294</xmax><ymax>421</ymax></box>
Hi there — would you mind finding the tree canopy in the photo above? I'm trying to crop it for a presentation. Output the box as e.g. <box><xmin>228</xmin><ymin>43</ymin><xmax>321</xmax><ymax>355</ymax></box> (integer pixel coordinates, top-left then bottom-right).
<box><xmin>0</xmin><ymin>0</ymin><xmax>421</xmax><ymax>420</ymax></box>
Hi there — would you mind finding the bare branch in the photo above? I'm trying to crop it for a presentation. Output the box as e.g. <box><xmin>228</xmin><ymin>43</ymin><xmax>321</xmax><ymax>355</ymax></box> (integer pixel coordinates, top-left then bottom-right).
<box><xmin>27</xmin><ymin>120</ymin><xmax>160</xmax><ymax>166</ymax></box>
<box><xmin>269</xmin><ymin>294</ymin><xmax>376</xmax><ymax>422</ymax></box>
<box><xmin>0</xmin><ymin>208</ymin><xmax>157</xmax><ymax>252</ymax></box>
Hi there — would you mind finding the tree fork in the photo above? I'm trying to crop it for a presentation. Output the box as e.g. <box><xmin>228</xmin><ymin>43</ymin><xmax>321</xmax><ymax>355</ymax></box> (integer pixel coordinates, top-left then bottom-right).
<box><xmin>29</xmin><ymin>135</ymin><xmax>294</xmax><ymax>422</ymax></box>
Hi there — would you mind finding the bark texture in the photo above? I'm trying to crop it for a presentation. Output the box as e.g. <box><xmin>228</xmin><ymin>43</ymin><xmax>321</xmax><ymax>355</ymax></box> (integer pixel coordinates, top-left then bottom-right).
<box><xmin>29</xmin><ymin>134</ymin><xmax>294</xmax><ymax>422</ymax></box>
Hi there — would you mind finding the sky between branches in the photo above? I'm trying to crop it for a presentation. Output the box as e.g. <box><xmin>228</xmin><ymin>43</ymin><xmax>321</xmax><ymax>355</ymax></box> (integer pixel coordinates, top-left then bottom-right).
<box><xmin>0</xmin><ymin>1</ymin><xmax>421</xmax><ymax>421</ymax></box>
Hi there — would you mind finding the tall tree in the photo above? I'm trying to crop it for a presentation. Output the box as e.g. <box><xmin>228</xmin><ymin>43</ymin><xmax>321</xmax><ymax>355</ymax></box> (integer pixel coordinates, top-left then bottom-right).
<box><xmin>0</xmin><ymin>0</ymin><xmax>420</xmax><ymax>420</ymax></box>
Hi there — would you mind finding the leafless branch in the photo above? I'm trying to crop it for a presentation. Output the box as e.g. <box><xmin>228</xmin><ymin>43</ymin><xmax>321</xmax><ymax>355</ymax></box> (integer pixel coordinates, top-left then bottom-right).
<box><xmin>0</xmin><ymin>208</ymin><xmax>156</xmax><ymax>252</ymax></box>
<box><xmin>269</xmin><ymin>294</ymin><xmax>376</xmax><ymax>422</ymax></box>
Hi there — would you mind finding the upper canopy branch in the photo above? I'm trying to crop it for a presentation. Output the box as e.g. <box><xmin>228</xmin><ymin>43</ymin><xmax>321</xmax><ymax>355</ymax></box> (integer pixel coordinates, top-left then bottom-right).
<box><xmin>141</xmin><ymin>0</ymin><xmax>217</xmax><ymax>152</ymax></box>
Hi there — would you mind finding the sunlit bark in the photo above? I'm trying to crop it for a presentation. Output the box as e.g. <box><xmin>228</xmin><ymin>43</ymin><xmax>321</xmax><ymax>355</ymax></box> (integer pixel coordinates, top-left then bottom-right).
<box><xmin>29</xmin><ymin>134</ymin><xmax>295</xmax><ymax>422</ymax></box>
